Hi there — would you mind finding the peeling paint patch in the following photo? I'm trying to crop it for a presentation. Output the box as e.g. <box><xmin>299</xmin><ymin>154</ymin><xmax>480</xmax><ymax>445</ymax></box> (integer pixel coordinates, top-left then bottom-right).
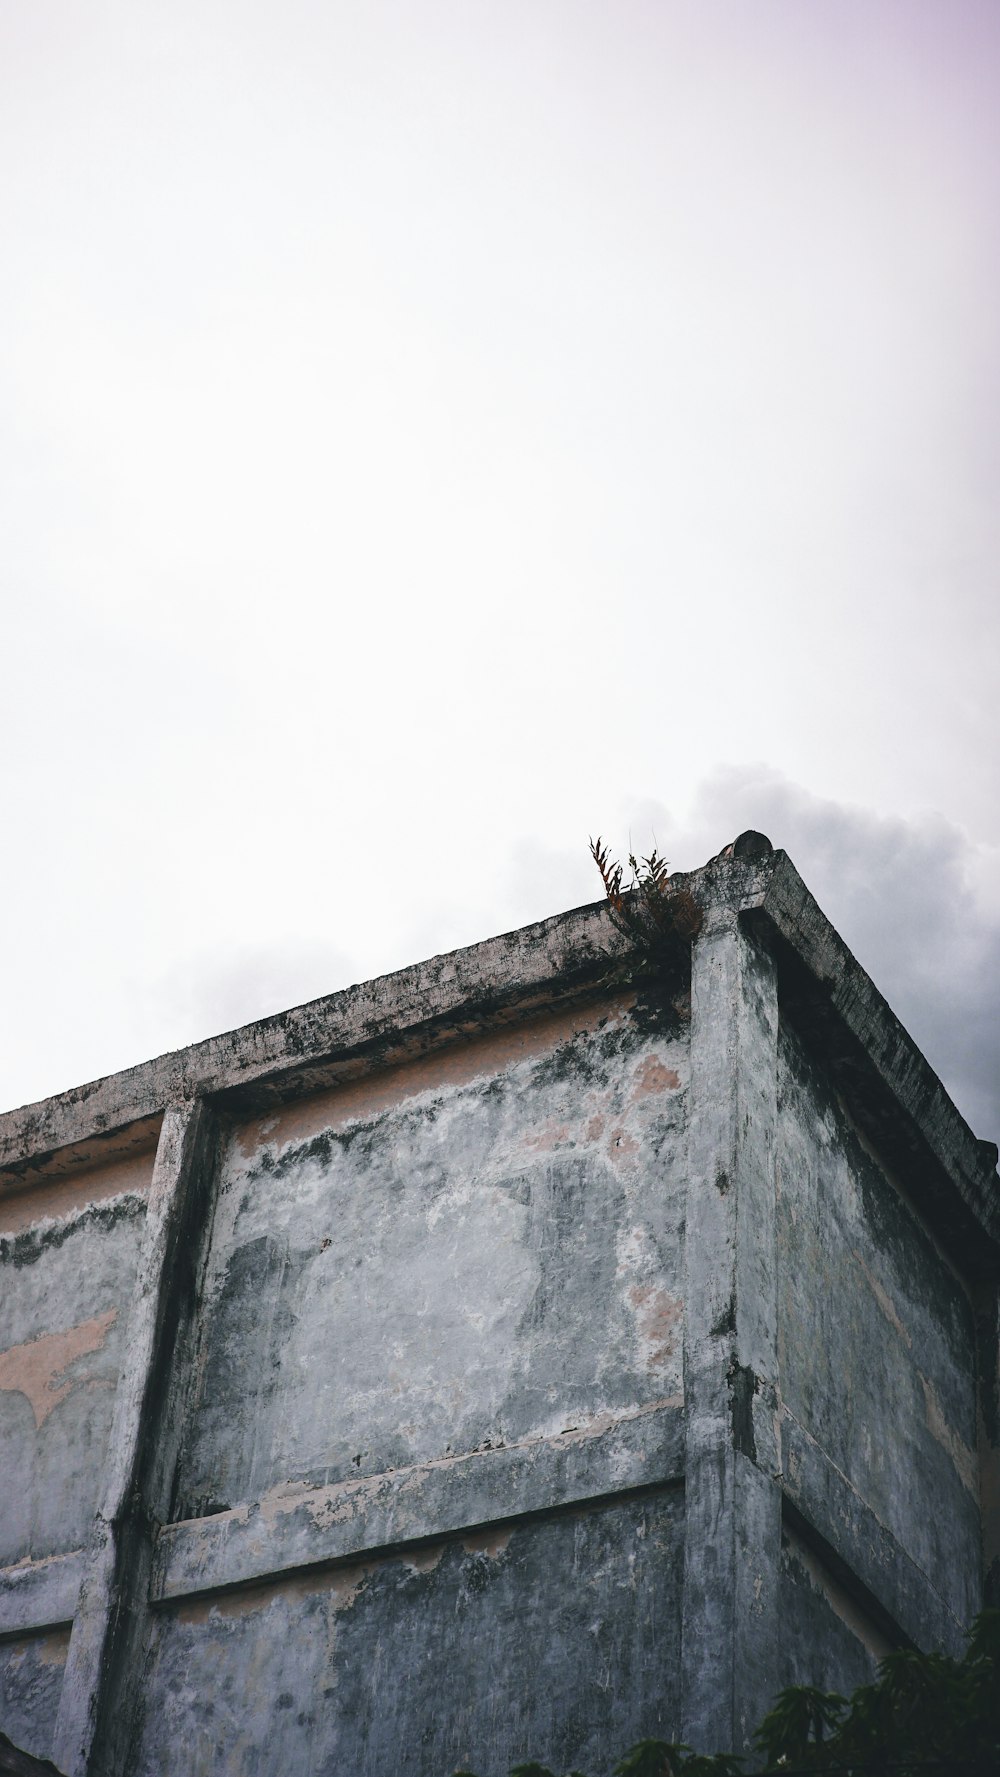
<box><xmin>852</xmin><ymin>1251</ymin><xmax>912</xmax><ymax>1349</ymax></box>
<box><xmin>173</xmin><ymin>1562</ymin><xmax>372</xmax><ymax>1625</ymax></box>
<box><xmin>0</xmin><ymin>1307</ymin><xmax>118</xmax><ymax>1428</ymax></box>
<box><xmin>233</xmin><ymin>995</ymin><xmax>637</xmax><ymax>1158</ymax></box>
<box><xmin>461</xmin><ymin>1527</ymin><xmax>512</xmax><ymax>1558</ymax></box>
<box><xmin>36</xmin><ymin>1628</ymin><xmax>71</xmax><ymax>1667</ymax></box>
<box><xmin>403</xmin><ymin>1545</ymin><xmax>446</xmax><ymax>1575</ymax></box>
<box><xmin>630</xmin><ymin>1057</ymin><xmax>680</xmax><ymax>1098</ymax></box>
<box><xmin>6</xmin><ymin>1546</ymin><xmax>79</xmax><ymax>1574</ymax></box>
<box><xmin>257</xmin><ymin>1479</ymin><xmax>318</xmax><ymax>1527</ymax></box>
<box><xmin>523</xmin><ymin>1121</ymin><xmax>571</xmax><ymax>1152</ymax></box>
<box><xmin>0</xmin><ymin>1628</ymin><xmax>72</xmax><ymax>1673</ymax></box>
<box><xmin>0</xmin><ymin>1151</ymin><xmax>154</xmax><ymax>1236</ymax></box>
<box><xmin>919</xmin><ymin>1373</ymin><xmax>978</xmax><ymax>1496</ymax></box>
<box><xmin>607</xmin><ymin>1129</ymin><xmax>640</xmax><ymax>1164</ymax></box>
<box><xmin>627</xmin><ymin>1286</ymin><xmax>682</xmax><ymax>1373</ymax></box>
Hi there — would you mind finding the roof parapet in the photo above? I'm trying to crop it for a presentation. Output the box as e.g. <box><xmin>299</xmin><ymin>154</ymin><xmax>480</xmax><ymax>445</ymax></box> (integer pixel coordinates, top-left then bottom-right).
<box><xmin>1</xmin><ymin>840</ymin><xmax>996</xmax><ymax>1265</ymax></box>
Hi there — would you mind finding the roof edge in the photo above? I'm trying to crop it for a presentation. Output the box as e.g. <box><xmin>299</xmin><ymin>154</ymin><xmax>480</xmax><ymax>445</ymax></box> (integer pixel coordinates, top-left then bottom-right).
<box><xmin>0</xmin><ymin>896</ymin><xmax>629</xmax><ymax>1174</ymax></box>
<box><xmin>1</xmin><ymin>841</ymin><xmax>996</xmax><ymax>1260</ymax></box>
<box><xmin>756</xmin><ymin>849</ymin><xmax>999</xmax><ymax>1257</ymax></box>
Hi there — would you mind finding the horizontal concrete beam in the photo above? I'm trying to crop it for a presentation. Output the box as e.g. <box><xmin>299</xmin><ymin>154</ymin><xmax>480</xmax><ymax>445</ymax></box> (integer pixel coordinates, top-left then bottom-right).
<box><xmin>780</xmin><ymin>1406</ymin><xmax>964</xmax><ymax>1657</ymax></box>
<box><xmin>152</xmin><ymin>1402</ymin><xmax>685</xmax><ymax>1606</ymax></box>
<box><xmin>0</xmin><ymin>1549</ymin><xmax>83</xmax><ymax>1639</ymax></box>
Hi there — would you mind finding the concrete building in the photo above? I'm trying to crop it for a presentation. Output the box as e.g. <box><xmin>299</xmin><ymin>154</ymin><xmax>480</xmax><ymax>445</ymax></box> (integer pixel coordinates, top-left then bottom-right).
<box><xmin>0</xmin><ymin>835</ymin><xmax>997</xmax><ymax>1777</ymax></box>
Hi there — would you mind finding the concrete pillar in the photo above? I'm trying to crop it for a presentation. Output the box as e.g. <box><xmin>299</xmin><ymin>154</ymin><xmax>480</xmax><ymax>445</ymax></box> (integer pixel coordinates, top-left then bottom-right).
<box><xmin>53</xmin><ymin>1100</ymin><xmax>217</xmax><ymax>1777</ymax></box>
<box><xmin>680</xmin><ymin>902</ymin><xmax>781</xmax><ymax>1756</ymax></box>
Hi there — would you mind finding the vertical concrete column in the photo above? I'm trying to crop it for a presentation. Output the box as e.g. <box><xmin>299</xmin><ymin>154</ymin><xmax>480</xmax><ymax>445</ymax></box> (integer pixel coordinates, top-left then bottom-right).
<box><xmin>976</xmin><ymin>1281</ymin><xmax>1000</xmax><ymax>1609</ymax></box>
<box><xmin>680</xmin><ymin>902</ymin><xmax>781</xmax><ymax>1757</ymax></box>
<box><xmin>53</xmin><ymin>1099</ymin><xmax>217</xmax><ymax>1777</ymax></box>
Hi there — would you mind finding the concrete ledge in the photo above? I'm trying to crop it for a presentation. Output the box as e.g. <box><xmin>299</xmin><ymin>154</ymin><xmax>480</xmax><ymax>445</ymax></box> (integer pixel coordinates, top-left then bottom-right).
<box><xmin>780</xmin><ymin>1408</ymin><xmax>965</xmax><ymax>1657</ymax></box>
<box><xmin>0</xmin><ymin>902</ymin><xmax>630</xmax><ymax>1173</ymax></box>
<box><xmin>758</xmin><ymin>853</ymin><xmax>999</xmax><ymax>1266</ymax></box>
<box><xmin>152</xmin><ymin>1402</ymin><xmax>685</xmax><ymax>1605</ymax></box>
<box><xmin>2</xmin><ymin>842</ymin><xmax>995</xmax><ymax>1266</ymax></box>
<box><xmin>0</xmin><ymin>1549</ymin><xmax>83</xmax><ymax>1638</ymax></box>
<box><xmin>0</xmin><ymin>851</ymin><xmax>779</xmax><ymax>1173</ymax></box>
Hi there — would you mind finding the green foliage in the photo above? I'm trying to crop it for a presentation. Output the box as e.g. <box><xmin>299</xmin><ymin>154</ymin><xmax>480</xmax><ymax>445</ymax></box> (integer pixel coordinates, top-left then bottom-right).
<box><xmin>753</xmin><ymin>1685</ymin><xmax>848</xmax><ymax>1768</ymax></box>
<box><xmin>612</xmin><ymin>1739</ymin><xmax>743</xmax><ymax>1777</ymax></box>
<box><xmin>452</xmin><ymin>1609</ymin><xmax>1000</xmax><ymax>1777</ymax></box>
<box><xmin>752</xmin><ymin>1607</ymin><xmax>1000</xmax><ymax>1774</ymax></box>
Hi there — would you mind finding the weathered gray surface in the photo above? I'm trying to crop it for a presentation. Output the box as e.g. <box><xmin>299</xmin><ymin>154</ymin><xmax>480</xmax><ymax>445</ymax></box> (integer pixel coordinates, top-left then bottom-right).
<box><xmin>0</xmin><ymin>1556</ymin><xmax>83</xmax><ymax>1644</ymax></box>
<box><xmin>0</xmin><ymin>1632</ymin><xmax>68</xmax><ymax>1767</ymax></box>
<box><xmin>137</xmin><ymin>1493</ymin><xmax>684</xmax><ymax>1777</ymax></box>
<box><xmin>0</xmin><ymin>838</ymin><xmax>996</xmax><ymax>1775</ymax></box>
<box><xmin>177</xmin><ymin>1001</ymin><xmax>688</xmax><ymax>1519</ymax></box>
<box><xmin>774</xmin><ymin>1523</ymin><xmax>891</xmax><ymax>1696</ymax></box>
<box><xmin>779</xmin><ymin>1418</ymin><xmax>964</xmax><ymax>1656</ymax></box>
<box><xmin>155</xmin><ymin>1402</ymin><xmax>685</xmax><ymax>1604</ymax></box>
<box><xmin>0</xmin><ymin>1195</ymin><xmax>148</xmax><ymax>1568</ymax></box>
<box><xmin>681</xmin><ymin>906</ymin><xmax>782</xmax><ymax>1755</ymax></box>
<box><xmin>53</xmin><ymin>1104</ymin><xmax>218</xmax><ymax>1777</ymax></box>
<box><xmin>777</xmin><ymin>1024</ymin><xmax>980</xmax><ymax>1629</ymax></box>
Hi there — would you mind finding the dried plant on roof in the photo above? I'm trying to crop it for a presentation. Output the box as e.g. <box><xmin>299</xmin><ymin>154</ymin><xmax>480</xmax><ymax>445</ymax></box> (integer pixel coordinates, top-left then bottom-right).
<box><xmin>590</xmin><ymin>837</ymin><xmax>703</xmax><ymax>967</ymax></box>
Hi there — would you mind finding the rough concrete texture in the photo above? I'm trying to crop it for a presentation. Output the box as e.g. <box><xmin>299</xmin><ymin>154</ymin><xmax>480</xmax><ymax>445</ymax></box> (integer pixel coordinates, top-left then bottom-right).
<box><xmin>0</xmin><ymin>838</ymin><xmax>996</xmax><ymax>1775</ymax></box>
<box><xmin>680</xmin><ymin>907</ymin><xmax>782</xmax><ymax>1753</ymax></box>
<box><xmin>0</xmin><ymin>1196</ymin><xmax>148</xmax><ymax>1568</ymax></box>
<box><xmin>177</xmin><ymin>998</ymin><xmax>688</xmax><ymax>1519</ymax></box>
<box><xmin>0</xmin><ymin>1633</ymin><xmax>68</xmax><ymax>1768</ymax></box>
<box><xmin>775</xmin><ymin>1524</ymin><xmax>892</xmax><ymax>1694</ymax></box>
<box><xmin>136</xmin><ymin>1493</ymin><xmax>683</xmax><ymax>1777</ymax></box>
<box><xmin>777</xmin><ymin>1024</ymin><xmax>981</xmax><ymax>1626</ymax></box>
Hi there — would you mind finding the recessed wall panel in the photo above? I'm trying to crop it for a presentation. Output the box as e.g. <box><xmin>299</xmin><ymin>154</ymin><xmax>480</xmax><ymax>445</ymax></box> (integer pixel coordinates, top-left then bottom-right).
<box><xmin>0</xmin><ymin>1188</ymin><xmax>148</xmax><ymax>1566</ymax></box>
<box><xmin>0</xmin><ymin>1627</ymin><xmax>69</xmax><ymax>1764</ymax></box>
<box><xmin>776</xmin><ymin>1024</ymin><xmax>980</xmax><ymax>1624</ymax></box>
<box><xmin>176</xmin><ymin>1000</ymin><xmax>688</xmax><ymax>1517</ymax></box>
<box><xmin>134</xmin><ymin>1490</ymin><xmax>683</xmax><ymax>1777</ymax></box>
<box><xmin>774</xmin><ymin>1523</ymin><xmax>890</xmax><ymax>1701</ymax></box>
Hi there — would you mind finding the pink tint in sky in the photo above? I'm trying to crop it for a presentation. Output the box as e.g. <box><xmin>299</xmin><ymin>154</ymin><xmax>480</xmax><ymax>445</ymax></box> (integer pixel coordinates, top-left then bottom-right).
<box><xmin>0</xmin><ymin>0</ymin><xmax>997</xmax><ymax>1121</ymax></box>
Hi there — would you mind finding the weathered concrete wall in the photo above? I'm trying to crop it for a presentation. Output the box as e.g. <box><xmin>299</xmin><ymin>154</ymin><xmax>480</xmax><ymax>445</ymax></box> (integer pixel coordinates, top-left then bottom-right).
<box><xmin>0</xmin><ymin>1195</ymin><xmax>149</xmax><ymax>1567</ymax></box>
<box><xmin>775</xmin><ymin>1522</ymin><xmax>893</xmax><ymax>1697</ymax></box>
<box><xmin>0</xmin><ymin>1628</ymin><xmax>69</xmax><ymax>1767</ymax></box>
<box><xmin>776</xmin><ymin>1024</ymin><xmax>981</xmax><ymax>1629</ymax></box>
<box><xmin>0</xmin><ymin>840</ymin><xmax>995</xmax><ymax>1776</ymax></box>
<box><xmin>137</xmin><ymin>1493</ymin><xmax>683</xmax><ymax>1777</ymax></box>
<box><xmin>177</xmin><ymin>1000</ymin><xmax>688</xmax><ymax>1520</ymax></box>
<box><xmin>0</xmin><ymin>1152</ymin><xmax>155</xmax><ymax>1769</ymax></box>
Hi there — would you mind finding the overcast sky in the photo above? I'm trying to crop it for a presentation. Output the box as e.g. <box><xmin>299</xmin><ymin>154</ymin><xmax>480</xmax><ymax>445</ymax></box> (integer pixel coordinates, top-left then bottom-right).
<box><xmin>2</xmin><ymin>1</ymin><xmax>998</xmax><ymax>1142</ymax></box>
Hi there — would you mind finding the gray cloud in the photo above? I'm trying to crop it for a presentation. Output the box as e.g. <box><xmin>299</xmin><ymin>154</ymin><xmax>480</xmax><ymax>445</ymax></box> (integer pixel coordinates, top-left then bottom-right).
<box><xmin>625</xmin><ymin>770</ymin><xmax>999</xmax><ymax>1144</ymax></box>
<box><xmin>163</xmin><ymin>787</ymin><xmax>998</xmax><ymax>1148</ymax></box>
